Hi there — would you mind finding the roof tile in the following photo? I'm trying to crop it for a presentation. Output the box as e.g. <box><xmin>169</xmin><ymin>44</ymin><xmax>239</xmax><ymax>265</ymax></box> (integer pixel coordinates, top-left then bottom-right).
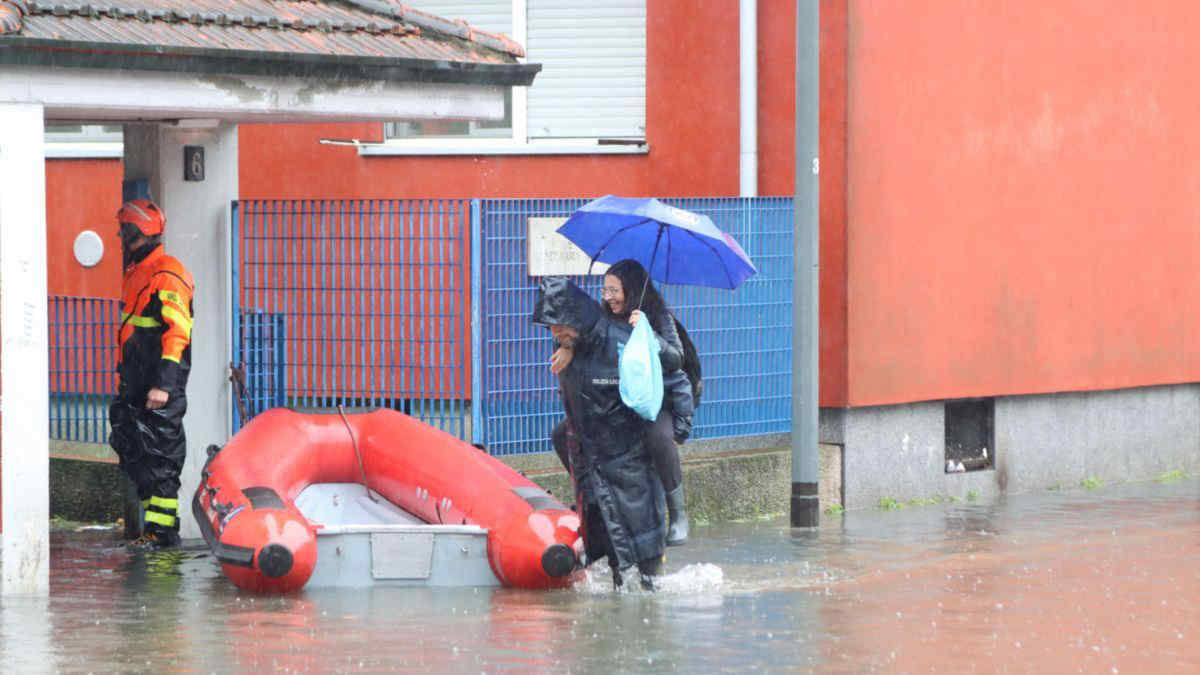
<box><xmin>0</xmin><ymin>1</ymin><xmax>22</xmax><ymax>34</ymax></box>
<box><xmin>1</xmin><ymin>0</ymin><xmax>525</xmax><ymax>62</ymax></box>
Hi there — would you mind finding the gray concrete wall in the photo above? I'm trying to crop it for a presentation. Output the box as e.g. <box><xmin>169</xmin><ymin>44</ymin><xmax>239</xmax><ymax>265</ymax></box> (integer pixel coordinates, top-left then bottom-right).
<box><xmin>831</xmin><ymin>383</ymin><xmax>1200</xmax><ymax>510</ymax></box>
<box><xmin>514</xmin><ymin>441</ymin><xmax>843</xmax><ymax>525</ymax></box>
<box><xmin>49</xmin><ymin>457</ymin><xmax>127</xmax><ymax>524</ymax></box>
<box><xmin>995</xmin><ymin>384</ymin><xmax>1200</xmax><ymax>493</ymax></box>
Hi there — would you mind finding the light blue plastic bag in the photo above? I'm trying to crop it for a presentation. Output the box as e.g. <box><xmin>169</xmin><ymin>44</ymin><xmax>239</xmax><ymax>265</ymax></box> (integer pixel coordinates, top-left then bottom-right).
<box><xmin>619</xmin><ymin>318</ymin><xmax>664</xmax><ymax>421</ymax></box>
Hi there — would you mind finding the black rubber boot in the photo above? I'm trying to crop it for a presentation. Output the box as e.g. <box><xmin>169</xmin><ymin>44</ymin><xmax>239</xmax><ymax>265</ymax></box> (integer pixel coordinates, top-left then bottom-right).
<box><xmin>127</xmin><ymin>523</ymin><xmax>180</xmax><ymax>552</ymax></box>
<box><xmin>637</xmin><ymin>556</ymin><xmax>663</xmax><ymax>591</ymax></box>
<box><xmin>665</xmin><ymin>486</ymin><xmax>689</xmax><ymax>546</ymax></box>
<box><xmin>611</xmin><ymin>564</ymin><xmax>624</xmax><ymax>590</ymax></box>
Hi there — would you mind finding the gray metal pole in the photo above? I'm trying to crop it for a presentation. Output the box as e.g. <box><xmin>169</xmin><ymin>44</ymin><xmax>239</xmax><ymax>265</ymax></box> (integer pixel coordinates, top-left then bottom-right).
<box><xmin>791</xmin><ymin>0</ymin><xmax>820</xmax><ymax>528</ymax></box>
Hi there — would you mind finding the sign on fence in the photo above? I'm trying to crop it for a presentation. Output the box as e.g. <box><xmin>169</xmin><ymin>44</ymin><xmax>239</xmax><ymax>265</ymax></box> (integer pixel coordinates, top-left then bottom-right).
<box><xmin>526</xmin><ymin>217</ymin><xmax>608</xmax><ymax>276</ymax></box>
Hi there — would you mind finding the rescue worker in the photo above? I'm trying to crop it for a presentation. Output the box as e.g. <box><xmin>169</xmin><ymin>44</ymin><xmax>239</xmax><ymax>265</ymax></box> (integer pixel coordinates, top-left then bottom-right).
<box><xmin>109</xmin><ymin>198</ymin><xmax>195</xmax><ymax>551</ymax></box>
<box><xmin>533</xmin><ymin>276</ymin><xmax>677</xmax><ymax>590</ymax></box>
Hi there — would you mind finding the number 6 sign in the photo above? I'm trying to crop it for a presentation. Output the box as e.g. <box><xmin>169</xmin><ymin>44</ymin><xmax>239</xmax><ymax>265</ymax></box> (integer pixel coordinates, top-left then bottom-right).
<box><xmin>184</xmin><ymin>145</ymin><xmax>205</xmax><ymax>182</ymax></box>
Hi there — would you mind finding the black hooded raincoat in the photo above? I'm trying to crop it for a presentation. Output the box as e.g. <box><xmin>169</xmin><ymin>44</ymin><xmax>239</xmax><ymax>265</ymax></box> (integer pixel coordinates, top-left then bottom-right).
<box><xmin>532</xmin><ymin>277</ymin><xmax>667</xmax><ymax>573</ymax></box>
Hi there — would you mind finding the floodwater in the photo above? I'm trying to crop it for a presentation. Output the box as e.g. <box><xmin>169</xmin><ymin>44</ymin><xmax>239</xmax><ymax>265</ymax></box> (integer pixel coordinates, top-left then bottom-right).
<box><xmin>2</xmin><ymin>478</ymin><xmax>1197</xmax><ymax>673</ymax></box>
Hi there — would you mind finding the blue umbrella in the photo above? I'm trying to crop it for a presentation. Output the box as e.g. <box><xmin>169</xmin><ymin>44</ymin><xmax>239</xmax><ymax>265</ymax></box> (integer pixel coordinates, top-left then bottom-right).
<box><xmin>556</xmin><ymin>195</ymin><xmax>757</xmax><ymax>290</ymax></box>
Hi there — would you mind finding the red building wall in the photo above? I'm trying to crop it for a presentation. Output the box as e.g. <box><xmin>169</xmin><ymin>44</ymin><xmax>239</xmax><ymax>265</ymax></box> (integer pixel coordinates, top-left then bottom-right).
<box><xmin>819</xmin><ymin>0</ymin><xmax>849</xmax><ymax>407</ymax></box>
<box><xmin>235</xmin><ymin>2</ymin><xmax>761</xmax><ymax>200</ymax></box>
<box><xmin>842</xmin><ymin>0</ymin><xmax>1200</xmax><ymax>406</ymax></box>
<box><xmin>47</xmin><ymin>1</ymin><xmax>1190</xmax><ymax>412</ymax></box>
<box><xmin>45</xmin><ymin>159</ymin><xmax>122</xmax><ymax>298</ymax></box>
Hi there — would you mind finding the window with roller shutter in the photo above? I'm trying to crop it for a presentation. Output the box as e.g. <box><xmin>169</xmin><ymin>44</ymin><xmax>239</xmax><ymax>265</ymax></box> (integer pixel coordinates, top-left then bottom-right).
<box><xmin>383</xmin><ymin>0</ymin><xmax>645</xmax><ymax>149</ymax></box>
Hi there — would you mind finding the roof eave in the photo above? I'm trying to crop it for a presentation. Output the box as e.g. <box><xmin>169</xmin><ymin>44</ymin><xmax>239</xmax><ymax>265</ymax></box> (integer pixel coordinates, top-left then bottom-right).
<box><xmin>0</xmin><ymin>37</ymin><xmax>541</xmax><ymax>87</ymax></box>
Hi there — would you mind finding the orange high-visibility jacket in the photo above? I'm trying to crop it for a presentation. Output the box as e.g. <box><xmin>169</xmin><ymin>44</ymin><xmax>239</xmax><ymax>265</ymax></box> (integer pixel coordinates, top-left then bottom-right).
<box><xmin>117</xmin><ymin>246</ymin><xmax>195</xmax><ymax>391</ymax></box>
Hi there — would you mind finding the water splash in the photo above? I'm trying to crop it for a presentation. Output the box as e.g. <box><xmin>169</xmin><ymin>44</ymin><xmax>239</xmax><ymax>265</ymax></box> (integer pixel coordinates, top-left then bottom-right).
<box><xmin>572</xmin><ymin>562</ymin><xmax>724</xmax><ymax>595</ymax></box>
<box><xmin>653</xmin><ymin>563</ymin><xmax>725</xmax><ymax>594</ymax></box>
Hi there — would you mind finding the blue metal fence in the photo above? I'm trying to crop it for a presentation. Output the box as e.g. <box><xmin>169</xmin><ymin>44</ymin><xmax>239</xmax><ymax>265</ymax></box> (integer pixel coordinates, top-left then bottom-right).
<box><xmin>48</xmin><ymin>295</ymin><xmax>119</xmax><ymax>444</ymax></box>
<box><xmin>475</xmin><ymin>197</ymin><xmax>794</xmax><ymax>455</ymax></box>
<box><xmin>232</xmin><ymin>310</ymin><xmax>287</xmax><ymax>431</ymax></box>
<box><xmin>49</xmin><ymin>197</ymin><xmax>794</xmax><ymax>455</ymax></box>
<box><xmin>231</xmin><ymin>199</ymin><xmax>472</xmax><ymax>438</ymax></box>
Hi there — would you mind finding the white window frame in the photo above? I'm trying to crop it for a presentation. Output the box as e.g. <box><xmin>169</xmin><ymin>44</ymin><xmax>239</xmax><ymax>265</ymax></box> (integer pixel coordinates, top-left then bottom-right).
<box><xmin>364</xmin><ymin>0</ymin><xmax>647</xmax><ymax>157</ymax></box>
<box><xmin>44</xmin><ymin>123</ymin><xmax>124</xmax><ymax>159</ymax></box>
<box><xmin>381</xmin><ymin>86</ymin><xmax>515</xmax><ymax>142</ymax></box>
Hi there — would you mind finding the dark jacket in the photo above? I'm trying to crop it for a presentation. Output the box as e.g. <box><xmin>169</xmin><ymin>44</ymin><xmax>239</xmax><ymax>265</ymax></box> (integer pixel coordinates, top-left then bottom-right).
<box><xmin>645</xmin><ymin>308</ymin><xmax>684</xmax><ymax>373</ymax></box>
<box><xmin>533</xmin><ymin>277</ymin><xmax>667</xmax><ymax>571</ymax></box>
<box><xmin>663</xmin><ymin>368</ymin><xmax>694</xmax><ymax>442</ymax></box>
<box><xmin>605</xmin><ymin>305</ymin><xmax>694</xmax><ymax>442</ymax></box>
<box><xmin>607</xmin><ymin>300</ymin><xmax>683</xmax><ymax>374</ymax></box>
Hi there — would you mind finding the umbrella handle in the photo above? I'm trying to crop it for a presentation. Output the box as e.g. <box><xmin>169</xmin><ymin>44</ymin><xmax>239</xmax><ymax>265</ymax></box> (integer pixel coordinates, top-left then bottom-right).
<box><xmin>637</xmin><ymin>225</ymin><xmax>665</xmax><ymax>312</ymax></box>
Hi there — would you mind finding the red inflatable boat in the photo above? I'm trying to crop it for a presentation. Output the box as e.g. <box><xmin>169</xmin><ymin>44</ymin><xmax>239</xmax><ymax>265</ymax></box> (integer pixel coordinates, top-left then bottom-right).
<box><xmin>193</xmin><ymin>408</ymin><xmax>583</xmax><ymax>593</ymax></box>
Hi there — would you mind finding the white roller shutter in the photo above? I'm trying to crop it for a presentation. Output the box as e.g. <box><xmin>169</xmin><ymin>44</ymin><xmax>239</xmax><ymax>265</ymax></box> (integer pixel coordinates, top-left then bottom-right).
<box><xmin>527</xmin><ymin>0</ymin><xmax>645</xmax><ymax>139</ymax></box>
<box><xmin>410</xmin><ymin>1</ymin><xmax>512</xmax><ymax>35</ymax></box>
<box><xmin>408</xmin><ymin>1</ymin><xmax>646</xmax><ymax>142</ymax></box>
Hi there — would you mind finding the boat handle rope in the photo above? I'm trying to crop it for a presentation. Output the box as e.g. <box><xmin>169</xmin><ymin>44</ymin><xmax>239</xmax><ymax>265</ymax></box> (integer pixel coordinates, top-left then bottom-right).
<box><xmin>337</xmin><ymin>405</ymin><xmax>380</xmax><ymax>503</ymax></box>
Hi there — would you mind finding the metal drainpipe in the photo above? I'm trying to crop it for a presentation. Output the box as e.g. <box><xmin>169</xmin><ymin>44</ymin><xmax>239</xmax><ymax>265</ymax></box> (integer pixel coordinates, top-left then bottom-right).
<box><xmin>792</xmin><ymin>0</ymin><xmax>820</xmax><ymax>527</ymax></box>
<box><xmin>740</xmin><ymin>0</ymin><xmax>758</xmax><ymax>197</ymax></box>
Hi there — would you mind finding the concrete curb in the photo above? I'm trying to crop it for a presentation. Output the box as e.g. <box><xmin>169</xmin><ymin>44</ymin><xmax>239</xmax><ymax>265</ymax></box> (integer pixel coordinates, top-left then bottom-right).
<box><xmin>48</xmin><ymin>439</ymin><xmax>846</xmax><ymax>525</ymax></box>
<box><xmin>493</xmin><ymin>441</ymin><xmax>844</xmax><ymax>524</ymax></box>
<box><xmin>50</xmin><ymin>456</ymin><xmax>127</xmax><ymax>523</ymax></box>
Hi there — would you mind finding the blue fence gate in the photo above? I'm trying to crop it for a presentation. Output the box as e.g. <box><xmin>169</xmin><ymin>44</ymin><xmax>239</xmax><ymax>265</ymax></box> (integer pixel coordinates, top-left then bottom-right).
<box><xmin>48</xmin><ymin>295</ymin><xmax>119</xmax><ymax>444</ymax></box>
<box><xmin>474</xmin><ymin>197</ymin><xmax>794</xmax><ymax>456</ymax></box>
<box><xmin>231</xmin><ymin>199</ymin><xmax>472</xmax><ymax>438</ymax></box>
<box><xmin>49</xmin><ymin>197</ymin><xmax>793</xmax><ymax>456</ymax></box>
<box><xmin>226</xmin><ymin>196</ymin><xmax>795</xmax><ymax>454</ymax></box>
<box><xmin>232</xmin><ymin>309</ymin><xmax>287</xmax><ymax>429</ymax></box>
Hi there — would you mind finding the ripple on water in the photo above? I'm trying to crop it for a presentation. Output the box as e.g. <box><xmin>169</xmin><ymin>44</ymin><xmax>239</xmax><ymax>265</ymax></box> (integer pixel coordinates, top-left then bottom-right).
<box><xmin>9</xmin><ymin>478</ymin><xmax>1195</xmax><ymax>673</ymax></box>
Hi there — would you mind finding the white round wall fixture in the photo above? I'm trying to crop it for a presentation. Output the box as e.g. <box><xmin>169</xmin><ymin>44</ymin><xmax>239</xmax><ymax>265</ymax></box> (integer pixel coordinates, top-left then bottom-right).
<box><xmin>73</xmin><ymin>230</ymin><xmax>104</xmax><ymax>268</ymax></box>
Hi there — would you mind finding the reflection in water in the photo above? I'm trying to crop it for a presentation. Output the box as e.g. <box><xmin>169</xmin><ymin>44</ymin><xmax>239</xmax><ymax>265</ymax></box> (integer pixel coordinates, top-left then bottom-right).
<box><xmin>1</xmin><ymin>478</ymin><xmax>1196</xmax><ymax>672</ymax></box>
<box><xmin>1</xmin><ymin>595</ymin><xmax>52</xmax><ymax>674</ymax></box>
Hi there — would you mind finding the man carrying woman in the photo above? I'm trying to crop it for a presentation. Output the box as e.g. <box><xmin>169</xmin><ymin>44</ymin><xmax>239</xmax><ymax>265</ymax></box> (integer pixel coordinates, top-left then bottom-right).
<box><xmin>549</xmin><ymin>259</ymin><xmax>696</xmax><ymax>545</ymax></box>
<box><xmin>533</xmin><ymin>276</ymin><xmax>672</xmax><ymax>589</ymax></box>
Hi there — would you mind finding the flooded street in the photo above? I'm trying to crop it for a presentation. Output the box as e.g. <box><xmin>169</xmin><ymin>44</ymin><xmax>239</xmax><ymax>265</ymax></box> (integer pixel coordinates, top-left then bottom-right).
<box><xmin>2</xmin><ymin>477</ymin><xmax>1196</xmax><ymax>673</ymax></box>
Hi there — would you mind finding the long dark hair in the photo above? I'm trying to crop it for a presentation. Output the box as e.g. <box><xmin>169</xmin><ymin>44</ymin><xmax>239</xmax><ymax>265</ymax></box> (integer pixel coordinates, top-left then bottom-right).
<box><xmin>603</xmin><ymin>258</ymin><xmax>670</xmax><ymax>321</ymax></box>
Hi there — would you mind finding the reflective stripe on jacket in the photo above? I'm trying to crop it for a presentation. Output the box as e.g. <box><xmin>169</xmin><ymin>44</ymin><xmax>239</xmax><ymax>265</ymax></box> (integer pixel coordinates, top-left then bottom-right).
<box><xmin>118</xmin><ymin>245</ymin><xmax>195</xmax><ymax>391</ymax></box>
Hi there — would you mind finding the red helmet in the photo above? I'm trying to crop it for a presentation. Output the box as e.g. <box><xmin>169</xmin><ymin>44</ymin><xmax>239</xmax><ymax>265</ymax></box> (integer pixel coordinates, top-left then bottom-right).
<box><xmin>117</xmin><ymin>199</ymin><xmax>165</xmax><ymax>237</ymax></box>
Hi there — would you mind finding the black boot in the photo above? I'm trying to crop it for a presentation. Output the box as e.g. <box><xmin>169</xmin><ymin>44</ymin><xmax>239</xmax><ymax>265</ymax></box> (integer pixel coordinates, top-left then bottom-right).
<box><xmin>127</xmin><ymin>523</ymin><xmax>180</xmax><ymax>552</ymax></box>
<box><xmin>637</xmin><ymin>556</ymin><xmax>663</xmax><ymax>591</ymax></box>
<box><xmin>665</xmin><ymin>486</ymin><xmax>689</xmax><ymax>546</ymax></box>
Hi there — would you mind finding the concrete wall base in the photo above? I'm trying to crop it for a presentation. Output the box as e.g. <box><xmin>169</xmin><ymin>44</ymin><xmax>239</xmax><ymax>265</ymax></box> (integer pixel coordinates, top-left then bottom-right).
<box><xmin>514</xmin><ymin>441</ymin><xmax>843</xmax><ymax>524</ymax></box>
<box><xmin>48</xmin><ymin>383</ymin><xmax>1200</xmax><ymax>525</ymax></box>
<box><xmin>48</xmin><ymin>439</ymin><xmax>846</xmax><ymax>526</ymax></box>
<box><xmin>823</xmin><ymin>383</ymin><xmax>1200</xmax><ymax>510</ymax></box>
<box><xmin>49</xmin><ymin>457</ymin><xmax>126</xmax><ymax>524</ymax></box>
